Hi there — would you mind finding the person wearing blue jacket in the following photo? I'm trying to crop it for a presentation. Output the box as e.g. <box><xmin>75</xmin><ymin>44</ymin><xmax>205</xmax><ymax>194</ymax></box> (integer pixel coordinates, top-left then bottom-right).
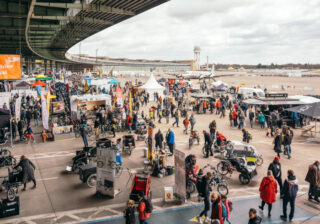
<box><xmin>258</xmin><ymin>112</ymin><xmax>266</xmax><ymax>129</ymax></box>
<box><xmin>166</xmin><ymin>128</ymin><xmax>175</xmax><ymax>155</ymax></box>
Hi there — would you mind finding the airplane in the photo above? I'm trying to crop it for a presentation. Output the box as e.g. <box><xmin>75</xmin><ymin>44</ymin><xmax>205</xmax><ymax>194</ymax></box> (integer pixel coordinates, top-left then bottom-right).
<box><xmin>178</xmin><ymin>65</ymin><xmax>216</xmax><ymax>80</ymax></box>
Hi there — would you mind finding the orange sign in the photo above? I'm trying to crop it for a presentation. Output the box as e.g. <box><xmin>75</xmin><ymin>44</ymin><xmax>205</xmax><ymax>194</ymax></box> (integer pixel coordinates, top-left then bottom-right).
<box><xmin>0</xmin><ymin>55</ymin><xmax>21</xmax><ymax>80</ymax></box>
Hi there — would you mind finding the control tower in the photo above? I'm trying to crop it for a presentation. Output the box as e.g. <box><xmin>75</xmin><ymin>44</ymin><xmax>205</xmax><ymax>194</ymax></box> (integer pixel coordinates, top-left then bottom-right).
<box><xmin>194</xmin><ymin>46</ymin><xmax>201</xmax><ymax>70</ymax></box>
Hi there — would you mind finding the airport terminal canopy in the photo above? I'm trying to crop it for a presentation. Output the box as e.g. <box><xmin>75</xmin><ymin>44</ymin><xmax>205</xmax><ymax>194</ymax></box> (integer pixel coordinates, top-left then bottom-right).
<box><xmin>139</xmin><ymin>74</ymin><xmax>165</xmax><ymax>100</ymax></box>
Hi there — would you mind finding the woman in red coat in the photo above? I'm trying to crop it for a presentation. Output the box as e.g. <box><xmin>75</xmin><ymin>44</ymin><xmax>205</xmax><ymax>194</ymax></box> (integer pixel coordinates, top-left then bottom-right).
<box><xmin>259</xmin><ymin>170</ymin><xmax>278</xmax><ymax>217</ymax></box>
<box><xmin>211</xmin><ymin>193</ymin><xmax>224</xmax><ymax>224</ymax></box>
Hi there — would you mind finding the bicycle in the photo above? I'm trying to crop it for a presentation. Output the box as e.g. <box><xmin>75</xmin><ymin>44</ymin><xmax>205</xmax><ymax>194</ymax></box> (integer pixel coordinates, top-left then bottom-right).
<box><xmin>203</xmin><ymin>164</ymin><xmax>229</xmax><ymax>196</ymax></box>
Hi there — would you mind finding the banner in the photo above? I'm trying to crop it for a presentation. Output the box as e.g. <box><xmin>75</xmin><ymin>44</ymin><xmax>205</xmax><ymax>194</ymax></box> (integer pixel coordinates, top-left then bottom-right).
<box><xmin>41</xmin><ymin>94</ymin><xmax>49</xmax><ymax>130</ymax></box>
<box><xmin>115</xmin><ymin>86</ymin><xmax>123</xmax><ymax>106</ymax></box>
<box><xmin>15</xmin><ymin>97</ymin><xmax>21</xmax><ymax>121</ymax></box>
<box><xmin>174</xmin><ymin>149</ymin><xmax>186</xmax><ymax>202</ymax></box>
<box><xmin>129</xmin><ymin>90</ymin><xmax>132</xmax><ymax>116</ymax></box>
<box><xmin>0</xmin><ymin>55</ymin><xmax>21</xmax><ymax>80</ymax></box>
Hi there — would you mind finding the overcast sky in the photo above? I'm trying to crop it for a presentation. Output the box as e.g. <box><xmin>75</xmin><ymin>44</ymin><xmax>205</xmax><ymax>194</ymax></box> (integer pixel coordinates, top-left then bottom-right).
<box><xmin>68</xmin><ymin>0</ymin><xmax>320</xmax><ymax>65</ymax></box>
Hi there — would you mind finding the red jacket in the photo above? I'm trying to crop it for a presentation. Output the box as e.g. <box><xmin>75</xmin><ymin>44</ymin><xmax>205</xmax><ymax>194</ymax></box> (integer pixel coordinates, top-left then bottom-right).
<box><xmin>216</xmin><ymin>133</ymin><xmax>226</xmax><ymax>141</ymax></box>
<box><xmin>127</xmin><ymin>115</ymin><xmax>133</xmax><ymax>126</ymax></box>
<box><xmin>216</xmin><ymin>101</ymin><xmax>221</xmax><ymax>108</ymax></box>
<box><xmin>232</xmin><ymin>110</ymin><xmax>238</xmax><ymax>119</ymax></box>
<box><xmin>211</xmin><ymin>201</ymin><xmax>223</xmax><ymax>224</ymax></box>
<box><xmin>259</xmin><ymin>176</ymin><xmax>278</xmax><ymax>204</ymax></box>
<box><xmin>183</xmin><ymin>118</ymin><xmax>189</xmax><ymax>126</ymax></box>
<box><xmin>138</xmin><ymin>201</ymin><xmax>150</xmax><ymax>221</ymax></box>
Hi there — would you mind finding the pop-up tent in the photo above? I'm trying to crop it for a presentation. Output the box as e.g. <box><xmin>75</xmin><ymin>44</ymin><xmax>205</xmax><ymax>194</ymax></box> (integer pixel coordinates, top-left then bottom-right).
<box><xmin>139</xmin><ymin>74</ymin><xmax>165</xmax><ymax>101</ymax></box>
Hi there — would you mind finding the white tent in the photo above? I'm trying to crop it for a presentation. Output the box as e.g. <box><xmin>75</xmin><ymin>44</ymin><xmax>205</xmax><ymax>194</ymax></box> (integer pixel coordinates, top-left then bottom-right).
<box><xmin>140</xmin><ymin>74</ymin><xmax>165</xmax><ymax>101</ymax></box>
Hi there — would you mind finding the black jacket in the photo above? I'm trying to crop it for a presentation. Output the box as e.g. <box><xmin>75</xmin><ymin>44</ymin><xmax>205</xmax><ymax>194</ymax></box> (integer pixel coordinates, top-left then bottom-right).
<box><xmin>155</xmin><ymin>132</ymin><xmax>163</xmax><ymax>146</ymax></box>
<box><xmin>15</xmin><ymin>158</ymin><xmax>35</xmax><ymax>184</ymax></box>
<box><xmin>249</xmin><ymin>112</ymin><xmax>255</xmax><ymax>121</ymax></box>
<box><xmin>281</xmin><ymin>176</ymin><xmax>299</xmax><ymax>199</ymax></box>
<box><xmin>17</xmin><ymin>120</ymin><xmax>24</xmax><ymax>131</ymax></box>
<box><xmin>201</xmin><ymin>176</ymin><xmax>211</xmax><ymax>198</ymax></box>
<box><xmin>268</xmin><ymin>161</ymin><xmax>282</xmax><ymax>179</ymax></box>
<box><xmin>124</xmin><ymin>206</ymin><xmax>136</xmax><ymax>224</ymax></box>
<box><xmin>204</xmin><ymin>132</ymin><xmax>212</xmax><ymax>145</ymax></box>
<box><xmin>283</xmin><ymin>134</ymin><xmax>292</xmax><ymax>146</ymax></box>
<box><xmin>274</xmin><ymin>135</ymin><xmax>282</xmax><ymax>152</ymax></box>
<box><xmin>248</xmin><ymin>216</ymin><xmax>262</xmax><ymax>224</ymax></box>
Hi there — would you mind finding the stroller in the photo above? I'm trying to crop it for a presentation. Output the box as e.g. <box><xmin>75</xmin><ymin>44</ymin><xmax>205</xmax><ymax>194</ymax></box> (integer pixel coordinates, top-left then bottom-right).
<box><xmin>122</xmin><ymin>135</ymin><xmax>136</xmax><ymax>155</ymax></box>
<box><xmin>129</xmin><ymin>174</ymin><xmax>152</xmax><ymax>203</ymax></box>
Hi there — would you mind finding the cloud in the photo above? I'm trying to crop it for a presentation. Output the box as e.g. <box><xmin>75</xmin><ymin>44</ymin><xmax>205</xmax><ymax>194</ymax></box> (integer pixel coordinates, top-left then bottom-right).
<box><xmin>68</xmin><ymin>0</ymin><xmax>320</xmax><ymax>64</ymax></box>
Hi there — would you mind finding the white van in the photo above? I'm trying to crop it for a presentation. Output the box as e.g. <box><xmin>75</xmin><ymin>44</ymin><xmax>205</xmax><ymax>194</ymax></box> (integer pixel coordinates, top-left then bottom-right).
<box><xmin>238</xmin><ymin>87</ymin><xmax>265</xmax><ymax>99</ymax></box>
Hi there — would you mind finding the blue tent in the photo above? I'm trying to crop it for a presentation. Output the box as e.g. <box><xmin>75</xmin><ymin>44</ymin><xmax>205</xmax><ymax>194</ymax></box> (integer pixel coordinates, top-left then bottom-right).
<box><xmin>108</xmin><ymin>78</ymin><xmax>120</xmax><ymax>84</ymax></box>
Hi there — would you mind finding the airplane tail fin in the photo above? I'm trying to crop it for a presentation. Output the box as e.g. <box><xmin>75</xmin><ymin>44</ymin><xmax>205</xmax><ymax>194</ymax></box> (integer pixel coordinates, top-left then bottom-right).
<box><xmin>211</xmin><ymin>65</ymin><xmax>215</xmax><ymax>73</ymax></box>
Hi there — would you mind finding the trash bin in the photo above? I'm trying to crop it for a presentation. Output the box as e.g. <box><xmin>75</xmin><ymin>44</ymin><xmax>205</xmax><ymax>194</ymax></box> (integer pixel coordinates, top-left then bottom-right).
<box><xmin>164</xmin><ymin>187</ymin><xmax>173</xmax><ymax>202</ymax></box>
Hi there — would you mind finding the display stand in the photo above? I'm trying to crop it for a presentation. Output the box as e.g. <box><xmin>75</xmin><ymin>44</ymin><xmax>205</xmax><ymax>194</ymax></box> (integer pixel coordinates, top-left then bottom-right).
<box><xmin>95</xmin><ymin>138</ymin><xmax>121</xmax><ymax>198</ymax></box>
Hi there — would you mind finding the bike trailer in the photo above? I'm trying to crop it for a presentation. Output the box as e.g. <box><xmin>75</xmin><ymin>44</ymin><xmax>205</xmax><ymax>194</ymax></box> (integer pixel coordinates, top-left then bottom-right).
<box><xmin>129</xmin><ymin>174</ymin><xmax>151</xmax><ymax>202</ymax></box>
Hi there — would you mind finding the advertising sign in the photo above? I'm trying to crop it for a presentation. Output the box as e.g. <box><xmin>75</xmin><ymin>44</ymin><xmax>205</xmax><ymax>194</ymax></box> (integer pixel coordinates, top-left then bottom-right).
<box><xmin>174</xmin><ymin>149</ymin><xmax>186</xmax><ymax>202</ymax></box>
<box><xmin>0</xmin><ymin>55</ymin><xmax>21</xmax><ymax>80</ymax></box>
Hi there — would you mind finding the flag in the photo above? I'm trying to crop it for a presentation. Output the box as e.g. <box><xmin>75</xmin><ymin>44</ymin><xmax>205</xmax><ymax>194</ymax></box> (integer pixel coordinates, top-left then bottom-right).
<box><xmin>15</xmin><ymin>97</ymin><xmax>21</xmax><ymax>121</ymax></box>
<box><xmin>41</xmin><ymin>94</ymin><xmax>49</xmax><ymax>130</ymax></box>
<box><xmin>115</xmin><ymin>86</ymin><xmax>123</xmax><ymax>106</ymax></box>
<box><xmin>46</xmin><ymin>91</ymin><xmax>51</xmax><ymax>114</ymax></box>
<box><xmin>129</xmin><ymin>90</ymin><xmax>132</xmax><ymax>116</ymax></box>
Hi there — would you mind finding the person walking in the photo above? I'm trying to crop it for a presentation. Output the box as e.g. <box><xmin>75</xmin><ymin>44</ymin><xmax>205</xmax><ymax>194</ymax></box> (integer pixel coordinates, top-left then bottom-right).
<box><xmin>259</xmin><ymin>170</ymin><xmax>278</xmax><ymax>217</ymax></box>
<box><xmin>203</xmin><ymin>130</ymin><xmax>213</xmax><ymax>158</ymax></box>
<box><xmin>210</xmin><ymin>193</ymin><xmax>224</xmax><ymax>224</ymax></box>
<box><xmin>166</xmin><ymin>128</ymin><xmax>175</xmax><ymax>155</ymax></box>
<box><xmin>232</xmin><ymin>109</ymin><xmax>238</xmax><ymax>127</ymax></box>
<box><xmin>283</xmin><ymin>129</ymin><xmax>292</xmax><ymax>159</ymax></box>
<box><xmin>17</xmin><ymin>118</ymin><xmax>24</xmax><ymax>141</ymax></box>
<box><xmin>221</xmin><ymin>195</ymin><xmax>232</xmax><ymax>224</ymax></box>
<box><xmin>11</xmin><ymin>119</ymin><xmax>17</xmax><ymax>141</ymax></box>
<box><xmin>273</xmin><ymin>129</ymin><xmax>282</xmax><ymax>158</ymax></box>
<box><xmin>183</xmin><ymin>116</ymin><xmax>189</xmax><ymax>134</ymax></box>
<box><xmin>124</xmin><ymin>200</ymin><xmax>136</xmax><ymax>224</ymax></box>
<box><xmin>248</xmin><ymin>208</ymin><xmax>262</xmax><ymax>224</ymax></box>
<box><xmin>127</xmin><ymin>114</ymin><xmax>133</xmax><ymax>133</ymax></box>
<box><xmin>242</xmin><ymin>128</ymin><xmax>250</xmax><ymax>143</ymax></box>
<box><xmin>80</xmin><ymin>124</ymin><xmax>89</xmax><ymax>147</ymax></box>
<box><xmin>14</xmin><ymin>155</ymin><xmax>36</xmax><ymax>191</ymax></box>
<box><xmin>155</xmin><ymin>129</ymin><xmax>164</xmax><ymax>151</ymax></box>
<box><xmin>190</xmin><ymin>113</ymin><xmax>196</xmax><ymax>132</ymax></box>
<box><xmin>137</xmin><ymin>191</ymin><xmax>151</xmax><ymax>224</ymax></box>
<box><xmin>197</xmin><ymin>172</ymin><xmax>212</xmax><ymax>223</ymax></box>
<box><xmin>258</xmin><ymin>112</ymin><xmax>266</xmax><ymax>129</ymax></box>
<box><xmin>305</xmin><ymin>161</ymin><xmax>320</xmax><ymax>203</ymax></box>
<box><xmin>268</xmin><ymin>156</ymin><xmax>283</xmax><ymax>191</ymax></box>
<box><xmin>249</xmin><ymin>109</ymin><xmax>255</xmax><ymax>129</ymax></box>
<box><xmin>172</xmin><ymin>110</ymin><xmax>180</xmax><ymax>127</ymax></box>
<box><xmin>33</xmin><ymin>109</ymin><xmax>39</xmax><ymax>126</ymax></box>
<box><xmin>238</xmin><ymin>112</ymin><xmax>245</xmax><ymax>130</ymax></box>
<box><xmin>25</xmin><ymin>123</ymin><xmax>35</xmax><ymax>143</ymax></box>
<box><xmin>280</xmin><ymin>170</ymin><xmax>299</xmax><ymax>222</ymax></box>
<box><xmin>209</xmin><ymin>120</ymin><xmax>217</xmax><ymax>142</ymax></box>
<box><xmin>26</xmin><ymin>108</ymin><xmax>32</xmax><ymax>125</ymax></box>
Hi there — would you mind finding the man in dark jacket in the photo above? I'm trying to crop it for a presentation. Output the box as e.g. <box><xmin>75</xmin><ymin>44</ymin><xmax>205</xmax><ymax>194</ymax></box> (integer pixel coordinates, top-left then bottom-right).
<box><xmin>80</xmin><ymin>124</ymin><xmax>89</xmax><ymax>147</ymax></box>
<box><xmin>284</xmin><ymin>129</ymin><xmax>293</xmax><ymax>159</ymax></box>
<box><xmin>248</xmin><ymin>208</ymin><xmax>262</xmax><ymax>224</ymax></box>
<box><xmin>15</xmin><ymin>155</ymin><xmax>36</xmax><ymax>190</ymax></box>
<box><xmin>17</xmin><ymin>118</ymin><xmax>24</xmax><ymax>141</ymax></box>
<box><xmin>197</xmin><ymin>172</ymin><xmax>212</xmax><ymax>223</ymax></box>
<box><xmin>305</xmin><ymin>161</ymin><xmax>320</xmax><ymax>202</ymax></box>
<box><xmin>280</xmin><ymin>170</ymin><xmax>299</xmax><ymax>222</ymax></box>
<box><xmin>155</xmin><ymin>129</ymin><xmax>164</xmax><ymax>151</ymax></box>
<box><xmin>273</xmin><ymin>129</ymin><xmax>282</xmax><ymax>157</ymax></box>
<box><xmin>268</xmin><ymin>157</ymin><xmax>283</xmax><ymax>191</ymax></box>
<box><xmin>11</xmin><ymin>119</ymin><xmax>17</xmax><ymax>141</ymax></box>
<box><xmin>26</xmin><ymin>108</ymin><xmax>32</xmax><ymax>125</ymax></box>
<box><xmin>203</xmin><ymin>130</ymin><xmax>213</xmax><ymax>158</ymax></box>
<box><xmin>209</xmin><ymin>120</ymin><xmax>216</xmax><ymax>142</ymax></box>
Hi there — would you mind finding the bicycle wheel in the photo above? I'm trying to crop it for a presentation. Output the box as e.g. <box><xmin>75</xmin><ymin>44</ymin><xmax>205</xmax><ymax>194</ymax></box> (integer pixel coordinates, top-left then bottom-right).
<box><xmin>239</xmin><ymin>173</ymin><xmax>250</xmax><ymax>185</ymax></box>
<box><xmin>217</xmin><ymin>162</ymin><xmax>229</xmax><ymax>176</ymax></box>
<box><xmin>186</xmin><ymin>180</ymin><xmax>196</xmax><ymax>194</ymax></box>
<box><xmin>86</xmin><ymin>174</ymin><xmax>97</xmax><ymax>188</ymax></box>
<box><xmin>256</xmin><ymin>157</ymin><xmax>263</xmax><ymax>166</ymax></box>
<box><xmin>217</xmin><ymin>184</ymin><xmax>229</xmax><ymax>196</ymax></box>
<box><xmin>7</xmin><ymin>187</ymin><xmax>17</xmax><ymax>201</ymax></box>
<box><xmin>0</xmin><ymin>149</ymin><xmax>11</xmax><ymax>156</ymax></box>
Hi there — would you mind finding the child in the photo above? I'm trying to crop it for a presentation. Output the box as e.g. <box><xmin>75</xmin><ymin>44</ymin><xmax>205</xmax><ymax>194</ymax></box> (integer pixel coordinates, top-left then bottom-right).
<box><xmin>221</xmin><ymin>195</ymin><xmax>233</xmax><ymax>224</ymax></box>
<box><xmin>124</xmin><ymin>200</ymin><xmax>135</xmax><ymax>224</ymax></box>
<box><xmin>41</xmin><ymin>129</ymin><xmax>47</xmax><ymax>143</ymax></box>
<box><xmin>183</xmin><ymin>117</ymin><xmax>189</xmax><ymax>134</ymax></box>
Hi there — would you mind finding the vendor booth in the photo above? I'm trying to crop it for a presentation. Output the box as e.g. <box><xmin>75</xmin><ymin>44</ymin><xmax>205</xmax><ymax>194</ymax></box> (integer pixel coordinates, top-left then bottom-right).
<box><xmin>70</xmin><ymin>94</ymin><xmax>111</xmax><ymax>120</ymax></box>
<box><xmin>139</xmin><ymin>75</ymin><xmax>165</xmax><ymax>101</ymax></box>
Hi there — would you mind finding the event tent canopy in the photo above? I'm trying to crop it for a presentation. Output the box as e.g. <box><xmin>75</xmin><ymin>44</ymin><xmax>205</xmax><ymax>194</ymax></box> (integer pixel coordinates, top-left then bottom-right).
<box><xmin>139</xmin><ymin>75</ymin><xmax>165</xmax><ymax>101</ymax></box>
<box><xmin>31</xmin><ymin>80</ymin><xmax>46</xmax><ymax>87</ymax></box>
<box><xmin>108</xmin><ymin>78</ymin><xmax>120</xmax><ymax>85</ymax></box>
<box><xmin>286</xmin><ymin>102</ymin><xmax>320</xmax><ymax>117</ymax></box>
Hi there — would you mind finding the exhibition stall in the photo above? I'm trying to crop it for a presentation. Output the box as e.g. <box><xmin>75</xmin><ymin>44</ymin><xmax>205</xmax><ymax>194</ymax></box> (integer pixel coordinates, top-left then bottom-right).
<box><xmin>139</xmin><ymin>74</ymin><xmax>165</xmax><ymax>101</ymax></box>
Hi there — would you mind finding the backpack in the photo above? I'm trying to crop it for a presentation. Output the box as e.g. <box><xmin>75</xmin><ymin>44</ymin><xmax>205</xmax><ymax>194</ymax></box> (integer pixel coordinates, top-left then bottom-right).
<box><xmin>248</xmin><ymin>132</ymin><xmax>252</xmax><ymax>140</ymax></box>
<box><xmin>219</xmin><ymin>202</ymin><xmax>227</xmax><ymax>218</ymax></box>
<box><xmin>144</xmin><ymin>198</ymin><xmax>153</xmax><ymax>214</ymax></box>
<box><xmin>227</xmin><ymin>200</ymin><xmax>233</xmax><ymax>212</ymax></box>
